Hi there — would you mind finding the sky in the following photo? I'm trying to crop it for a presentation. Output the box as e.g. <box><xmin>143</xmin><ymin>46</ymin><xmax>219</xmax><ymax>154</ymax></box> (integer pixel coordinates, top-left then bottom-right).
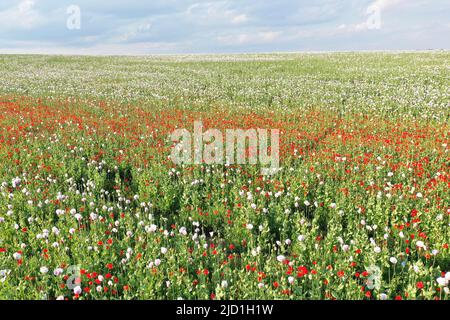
<box><xmin>0</xmin><ymin>0</ymin><xmax>449</xmax><ymax>55</ymax></box>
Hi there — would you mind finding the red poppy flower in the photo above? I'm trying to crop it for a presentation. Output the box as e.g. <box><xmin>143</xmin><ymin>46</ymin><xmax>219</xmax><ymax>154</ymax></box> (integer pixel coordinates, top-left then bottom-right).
<box><xmin>297</xmin><ymin>266</ymin><xmax>308</xmax><ymax>278</ymax></box>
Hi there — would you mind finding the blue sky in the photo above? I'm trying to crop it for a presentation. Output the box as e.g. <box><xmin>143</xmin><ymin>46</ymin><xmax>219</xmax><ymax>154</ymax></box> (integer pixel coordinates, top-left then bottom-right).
<box><xmin>0</xmin><ymin>0</ymin><xmax>449</xmax><ymax>54</ymax></box>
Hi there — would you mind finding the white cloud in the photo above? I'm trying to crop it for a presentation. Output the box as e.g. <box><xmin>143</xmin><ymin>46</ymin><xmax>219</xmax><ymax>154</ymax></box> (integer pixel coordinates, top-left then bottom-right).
<box><xmin>369</xmin><ymin>0</ymin><xmax>406</xmax><ymax>11</ymax></box>
<box><xmin>217</xmin><ymin>31</ymin><xmax>281</xmax><ymax>45</ymax></box>
<box><xmin>0</xmin><ymin>41</ymin><xmax>181</xmax><ymax>55</ymax></box>
<box><xmin>186</xmin><ymin>2</ymin><xmax>249</xmax><ymax>26</ymax></box>
<box><xmin>335</xmin><ymin>22</ymin><xmax>372</xmax><ymax>34</ymax></box>
<box><xmin>260</xmin><ymin>31</ymin><xmax>280</xmax><ymax>42</ymax></box>
<box><xmin>115</xmin><ymin>21</ymin><xmax>152</xmax><ymax>42</ymax></box>
<box><xmin>231</xmin><ymin>14</ymin><xmax>248</xmax><ymax>25</ymax></box>
<box><xmin>0</xmin><ymin>0</ymin><xmax>46</xmax><ymax>30</ymax></box>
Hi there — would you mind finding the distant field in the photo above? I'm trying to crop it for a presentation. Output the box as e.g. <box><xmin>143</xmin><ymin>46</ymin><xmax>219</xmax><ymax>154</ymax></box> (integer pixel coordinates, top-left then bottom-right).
<box><xmin>0</xmin><ymin>53</ymin><xmax>449</xmax><ymax>300</ymax></box>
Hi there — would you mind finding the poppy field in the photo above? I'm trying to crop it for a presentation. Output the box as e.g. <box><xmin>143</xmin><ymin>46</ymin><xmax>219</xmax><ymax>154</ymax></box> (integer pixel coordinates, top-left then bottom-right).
<box><xmin>0</xmin><ymin>52</ymin><xmax>449</xmax><ymax>300</ymax></box>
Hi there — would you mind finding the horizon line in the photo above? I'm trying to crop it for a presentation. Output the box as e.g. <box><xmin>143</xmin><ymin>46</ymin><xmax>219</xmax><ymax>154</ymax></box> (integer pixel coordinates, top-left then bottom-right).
<box><xmin>0</xmin><ymin>48</ymin><xmax>448</xmax><ymax>58</ymax></box>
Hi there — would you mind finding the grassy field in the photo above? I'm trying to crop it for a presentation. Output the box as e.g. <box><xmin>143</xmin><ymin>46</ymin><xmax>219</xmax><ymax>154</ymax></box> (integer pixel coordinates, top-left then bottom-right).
<box><xmin>0</xmin><ymin>52</ymin><xmax>449</xmax><ymax>300</ymax></box>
